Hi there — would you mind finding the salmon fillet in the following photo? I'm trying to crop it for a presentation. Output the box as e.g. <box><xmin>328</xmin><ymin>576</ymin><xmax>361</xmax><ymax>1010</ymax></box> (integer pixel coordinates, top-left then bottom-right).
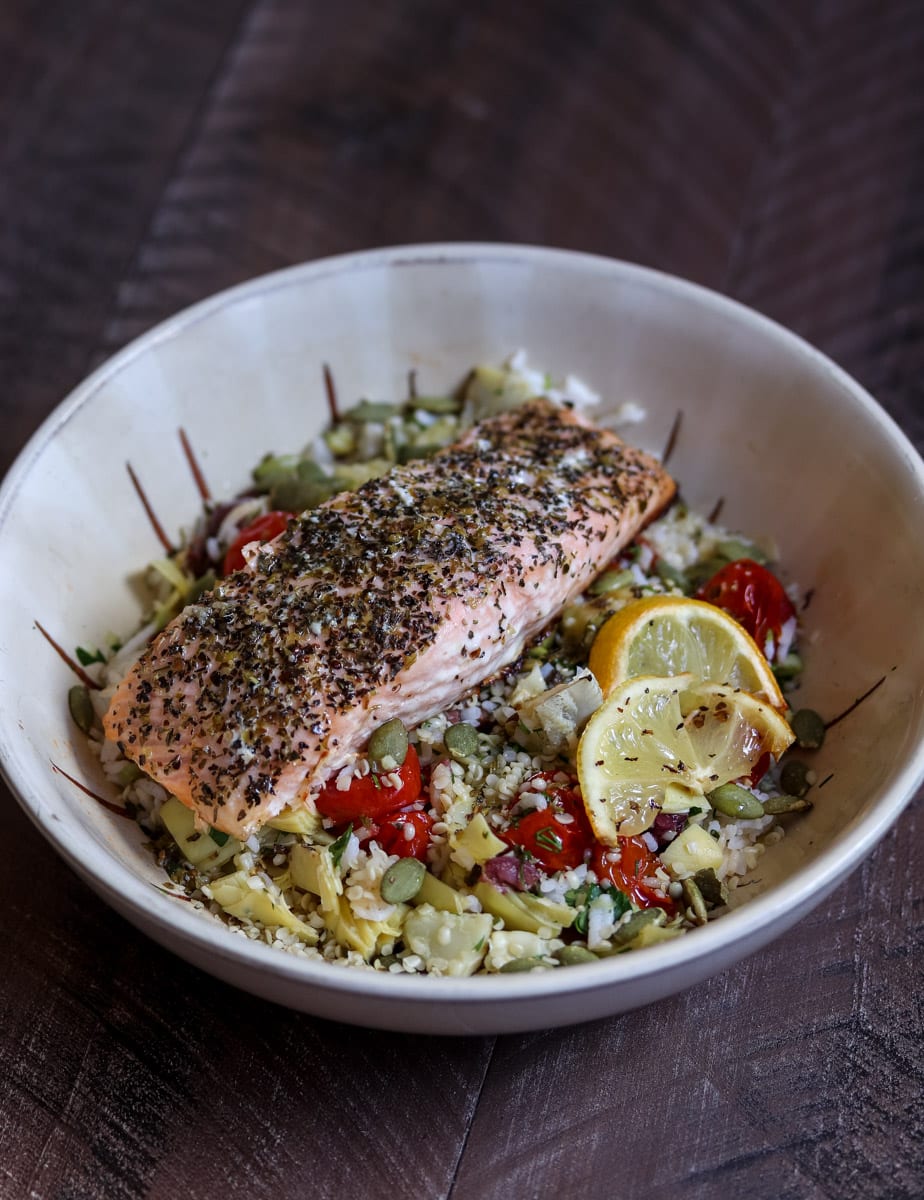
<box><xmin>104</xmin><ymin>399</ymin><xmax>675</xmax><ymax>836</ymax></box>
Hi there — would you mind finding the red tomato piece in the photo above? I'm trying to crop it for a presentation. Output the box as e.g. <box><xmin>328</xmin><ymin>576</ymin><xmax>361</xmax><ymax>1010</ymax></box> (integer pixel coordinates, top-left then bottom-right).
<box><xmin>375</xmin><ymin>810</ymin><xmax>433</xmax><ymax>861</ymax></box>
<box><xmin>222</xmin><ymin>510</ymin><xmax>293</xmax><ymax>575</ymax></box>
<box><xmin>502</xmin><ymin>785</ymin><xmax>594</xmax><ymax>873</ymax></box>
<box><xmin>747</xmin><ymin>750</ymin><xmax>772</xmax><ymax>787</ymax></box>
<box><xmin>315</xmin><ymin>745</ymin><xmax>422</xmax><ymax>824</ymax></box>
<box><xmin>591</xmin><ymin>837</ymin><xmax>675</xmax><ymax>913</ymax></box>
<box><xmin>696</xmin><ymin>558</ymin><xmax>796</xmax><ymax>660</ymax></box>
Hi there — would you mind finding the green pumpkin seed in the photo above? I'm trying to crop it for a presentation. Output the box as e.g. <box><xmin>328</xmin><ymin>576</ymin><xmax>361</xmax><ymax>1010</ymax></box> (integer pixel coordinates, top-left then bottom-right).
<box><xmin>780</xmin><ymin>759</ymin><xmax>812</xmax><ymax>797</ymax></box>
<box><xmin>444</xmin><ymin>722</ymin><xmax>479</xmax><ymax>761</ymax></box>
<box><xmin>791</xmin><ymin>708</ymin><xmax>826</xmax><ymax>750</ymax></box>
<box><xmin>610</xmin><ymin>908</ymin><xmax>666</xmax><ymax>948</ymax></box>
<box><xmin>411</xmin><ymin>395</ymin><xmax>460</xmax><ymax>415</ymax></box>
<box><xmin>773</xmin><ymin>651</ymin><xmax>804</xmax><ymax>682</ymax></box>
<box><xmin>681</xmin><ymin>878</ymin><xmax>709</xmax><ymax>926</ymax></box>
<box><xmin>323</xmin><ymin>424</ymin><xmax>357</xmax><ymax>458</ymax></box>
<box><xmin>762</xmin><ymin>794</ymin><xmax>813</xmax><ymax>815</ymax></box>
<box><xmin>379</xmin><ymin>856</ymin><xmax>426</xmax><ymax>903</ymax></box>
<box><xmin>526</xmin><ymin>634</ymin><xmax>555</xmax><ymax>662</ymax></box>
<box><xmin>187</xmin><ymin>569</ymin><xmax>216</xmax><ymax>605</ymax></box>
<box><xmin>686</xmin><ymin>554</ymin><xmax>730</xmax><ymax>589</ymax></box>
<box><xmin>68</xmin><ymin>685</ymin><xmax>97</xmax><ymax>735</ymax></box>
<box><xmin>397</xmin><ymin>442</ymin><xmax>444</xmax><ymax>464</ymax></box>
<box><xmin>368</xmin><ymin>718</ymin><xmax>409</xmax><ymax>768</ymax></box>
<box><xmin>270</xmin><ymin>474</ymin><xmax>338</xmax><ymax>513</ymax></box>
<box><xmin>499</xmin><ymin>956</ymin><xmax>549</xmax><ymax>973</ymax></box>
<box><xmin>116</xmin><ymin>761</ymin><xmax>144</xmax><ymax>787</ymax></box>
<box><xmin>692</xmin><ymin>868</ymin><xmax>728</xmax><ymax>908</ymax></box>
<box><xmin>715</xmin><ymin>537</ymin><xmax>768</xmax><ymax>564</ymax></box>
<box><xmin>251</xmin><ymin>452</ymin><xmax>299</xmax><ymax>491</ymax></box>
<box><xmin>655</xmin><ymin>560</ymin><xmax>689</xmax><ymax>591</ymax></box>
<box><xmin>553</xmin><ymin>944</ymin><xmax>599</xmax><ymax>966</ymax></box>
<box><xmin>706</xmin><ymin>782</ymin><xmax>765</xmax><ymax>820</ymax></box>
<box><xmin>589</xmin><ymin>568</ymin><xmax>635</xmax><ymax>596</ymax></box>
<box><xmin>349</xmin><ymin>400</ymin><xmax>402</xmax><ymax>423</ymax></box>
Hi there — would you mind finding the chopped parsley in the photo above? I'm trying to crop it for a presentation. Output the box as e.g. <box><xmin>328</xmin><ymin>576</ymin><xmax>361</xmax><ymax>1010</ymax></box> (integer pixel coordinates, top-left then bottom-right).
<box><xmin>330</xmin><ymin>825</ymin><xmax>353</xmax><ymax>868</ymax></box>
<box><xmin>75</xmin><ymin>645</ymin><xmax>105</xmax><ymax>666</ymax></box>
<box><xmin>535</xmin><ymin>827</ymin><xmax>564</xmax><ymax>853</ymax></box>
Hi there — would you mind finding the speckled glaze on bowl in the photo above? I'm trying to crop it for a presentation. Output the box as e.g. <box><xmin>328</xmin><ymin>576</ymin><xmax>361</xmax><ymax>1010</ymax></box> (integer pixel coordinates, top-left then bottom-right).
<box><xmin>1</xmin><ymin>244</ymin><xmax>923</xmax><ymax>1035</ymax></box>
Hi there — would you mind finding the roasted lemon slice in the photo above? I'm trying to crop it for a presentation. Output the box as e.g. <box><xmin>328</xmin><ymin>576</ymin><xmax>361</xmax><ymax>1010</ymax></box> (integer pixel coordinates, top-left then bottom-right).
<box><xmin>588</xmin><ymin>595</ymin><xmax>786</xmax><ymax>711</ymax></box>
<box><xmin>577</xmin><ymin>675</ymin><xmax>794</xmax><ymax>843</ymax></box>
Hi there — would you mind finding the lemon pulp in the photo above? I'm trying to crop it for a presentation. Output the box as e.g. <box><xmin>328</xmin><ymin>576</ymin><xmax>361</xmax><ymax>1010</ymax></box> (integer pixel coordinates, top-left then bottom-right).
<box><xmin>577</xmin><ymin>674</ymin><xmax>794</xmax><ymax>843</ymax></box>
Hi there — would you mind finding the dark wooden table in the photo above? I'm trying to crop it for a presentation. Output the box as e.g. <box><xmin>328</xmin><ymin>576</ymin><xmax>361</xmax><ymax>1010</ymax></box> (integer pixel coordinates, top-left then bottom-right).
<box><xmin>2</xmin><ymin>3</ymin><xmax>922</xmax><ymax>1197</ymax></box>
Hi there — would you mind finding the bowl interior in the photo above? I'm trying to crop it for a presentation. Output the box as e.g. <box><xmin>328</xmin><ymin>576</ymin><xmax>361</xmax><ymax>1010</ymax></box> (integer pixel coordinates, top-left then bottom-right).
<box><xmin>2</xmin><ymin>246</ymin><xmax>923</xmax><ymax>1029</ymax></box>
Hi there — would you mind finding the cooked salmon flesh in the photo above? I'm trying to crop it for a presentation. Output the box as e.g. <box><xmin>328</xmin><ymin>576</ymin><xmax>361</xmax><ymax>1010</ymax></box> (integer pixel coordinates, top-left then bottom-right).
<box><xmin>104</xmin><ymin>399</ymin><xmax>676</xmax><ymax>836</ymax></box>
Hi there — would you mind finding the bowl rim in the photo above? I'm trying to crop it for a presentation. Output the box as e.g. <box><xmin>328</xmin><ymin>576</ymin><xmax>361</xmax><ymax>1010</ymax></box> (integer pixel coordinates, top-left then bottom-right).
<box><xmin>2</xmin><ymin>240</ymin><xmax>924</xmax><ymax>1011</ymax></box>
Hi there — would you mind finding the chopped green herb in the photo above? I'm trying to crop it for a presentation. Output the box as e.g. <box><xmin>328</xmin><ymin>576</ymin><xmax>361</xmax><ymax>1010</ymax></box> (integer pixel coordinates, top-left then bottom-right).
<box><xmin>535</xmin><ymin>827</ymin><xmax>564</xmax><ymax>853</ymax></box>
<box><xmin>75</xmin><ymin>646</ymin><xmax>105</xmax><ymax>666</ymax></box>
<box><xmin>330</xmin><ymin>825</ymin><xmax>353</xmax><ymax>869</ymax></box>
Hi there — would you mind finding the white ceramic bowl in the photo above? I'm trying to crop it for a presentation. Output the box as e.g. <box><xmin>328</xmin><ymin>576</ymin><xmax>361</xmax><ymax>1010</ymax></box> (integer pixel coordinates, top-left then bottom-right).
<box><xmin>2</xmin><ymin>244</ymin><xmax>923</xmax><ymax>1035</ymax></box>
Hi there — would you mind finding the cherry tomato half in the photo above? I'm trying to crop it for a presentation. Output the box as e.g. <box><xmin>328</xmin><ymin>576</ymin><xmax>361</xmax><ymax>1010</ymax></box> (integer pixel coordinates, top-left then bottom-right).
<box><xmin>374</xmin><ymin>810</ymin><xmax>433</xmax><ymax>861</ymax></box>
<box><xmin>591</xmin><ymin>837</ymin><xmax>674</xmax><ymax>913</ymax></box>
<box><xmin>222</xmin><ymin>510</ymin><xmax>293</xmax><ymax>575</ymax></box>
<box><xmin>747</xmin><ymin>750</ymin><xmax>772</xmax><ymax>787</ymax></box>
<box><xmin>696</xmin><ymin>558</ymin><xmax>796</xmax><ymax>660</ymax></box>
<box><xmin>315</xmin><ymin>744</ymin><xmax>423</xmax><ymax>824</ymax></box>
<box><xmin>502</xmin><ymin>784</ymin><xmax>594</xmax><ymax>873</ymax></box>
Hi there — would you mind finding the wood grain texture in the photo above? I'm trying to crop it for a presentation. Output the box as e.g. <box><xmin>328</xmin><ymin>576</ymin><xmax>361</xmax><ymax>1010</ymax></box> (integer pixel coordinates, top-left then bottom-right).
<box><xmin>0</xmin><ymin>0</ymin><xmax>251</xmax><ymax>480</ymax></box>
<box><xmin>1</xmin><ymin>1</ymin><xmax>922</xmax><ymax>1198</ymax></box>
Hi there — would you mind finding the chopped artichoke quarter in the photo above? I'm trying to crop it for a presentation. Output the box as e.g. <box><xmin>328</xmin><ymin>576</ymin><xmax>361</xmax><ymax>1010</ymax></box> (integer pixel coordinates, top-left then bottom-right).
<box><xmin>513</xmin><ymin>670</ymin><xmax>603</xmax><ymax>753</ymax></box>
<box><xmin>207</xmin><ymin>870</ymin><xmax>317</xmax><ymax>943</ymax></box>
<box><xmin>403</xmin><ymin>906</ymin><xmax>494</xmax><ymax>977</ymax></box>
<box><xmin>160</xmin><ymin>796</ymin><xmax>240</xmax><ymax>870</ymax></box>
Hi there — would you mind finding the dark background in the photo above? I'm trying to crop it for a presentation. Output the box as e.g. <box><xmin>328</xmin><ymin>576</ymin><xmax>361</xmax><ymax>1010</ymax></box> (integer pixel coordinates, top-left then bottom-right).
<box><xmin>1</xmin><ymin>3</ymin><xmax>922</xmax><ymax>1198</ymax></box>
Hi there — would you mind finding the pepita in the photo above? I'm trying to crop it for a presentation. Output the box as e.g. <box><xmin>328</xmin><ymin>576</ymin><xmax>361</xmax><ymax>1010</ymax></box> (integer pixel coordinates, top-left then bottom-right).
<box><xmin>444</xmin><ymin>722</ymin><xmax>479</xmax><ymax>761</ymax></box>
<box><xmin>706</xmin><ymin>782</ymin><xmax>764</xmax><ymax>820</ymax></box>
<box><xmin>498</xmin><ymin>956</ymin><xmax>549</xmax><ymax>973</ymax></box>
<box><xmin>681</xmin><ymin>877</ymin><xmax>709</xmax><ymax>926</ymax></box>
<box><xmin>611</xmin><ymin>908</ymin><xmax>665</xmax><ymax>948</ymax></box>
<box><xmin>380</xmin><ymin>857</ymin><xmax>426</xmax><ymax>904</ymax></box>
<box><xmin>692</xmin><ymin>867</ymin><xmax>728</xmax><ymax>908</ymax></box>
<box><xmin>553</xmin><ymin>944</ymin><xmax>598</xmax><ymax>966</ymax></box>
<box><xmin>68</xmin><ymin>685</ymin><xmax>97</xmax><ymax>735</ymax></box>
<box><xmin>791</xmin><ymin>708</ymin><xmax>826</xmax><ymax>750</ymax></box>
<box><xmin>368</xmin><ymin>718</ymin><xmax>409</xmax><ymax>768</ymax></box>
<box><xmin>589</xmin><ymin>568</ymin><xmax>635</xmax><ymax>596</ymax></box>
<box><xmin>762</xmin><ymin>793</ymin><xmax>813</xmax><ymax>815</ymax></box>
<box><xmin>780</xmin><ymin>759</ymin><xmax>811</xmax><ymax>797</ymax></box>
